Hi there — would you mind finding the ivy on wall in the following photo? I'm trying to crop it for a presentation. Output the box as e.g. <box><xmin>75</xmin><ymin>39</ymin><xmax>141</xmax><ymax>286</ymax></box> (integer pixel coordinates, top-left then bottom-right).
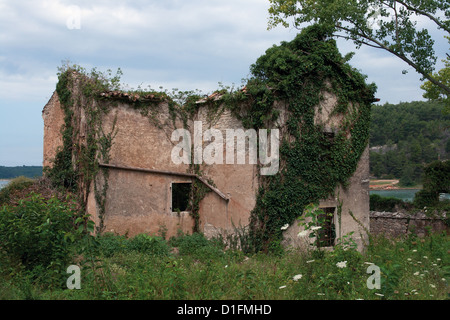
<box><xmin>46</xmin><ymin>24</ymin><xmax>376</xmax><ymax>251</ymax></box>
<box><xmin>45</xmin><ymin>65</ymin><xmax>120</xmax><ymax>232</ymax></box>
<box><xmin>227</xmin><ymin>24</ymin><xmax>377</xmax><ymax>252</ymax></box>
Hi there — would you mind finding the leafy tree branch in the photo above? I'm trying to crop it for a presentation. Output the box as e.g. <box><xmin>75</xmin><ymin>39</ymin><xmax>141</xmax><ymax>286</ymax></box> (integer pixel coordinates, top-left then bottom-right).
<box><xmin>267</xmin><ymin>0</ymin><xmax>450</xmax><ymax>95</ymax></box>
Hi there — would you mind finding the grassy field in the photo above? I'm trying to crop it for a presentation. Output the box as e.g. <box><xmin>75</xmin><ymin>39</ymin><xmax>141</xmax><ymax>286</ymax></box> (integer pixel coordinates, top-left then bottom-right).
<box><xmin>1</xmin><ymin>231</ymin><xmax>448</xmax><ymax>301</ymax></box>
<box><xmin>0</xmin><ymin>187</ymin><xmax>447</xmax><ymax>301</ymax></box>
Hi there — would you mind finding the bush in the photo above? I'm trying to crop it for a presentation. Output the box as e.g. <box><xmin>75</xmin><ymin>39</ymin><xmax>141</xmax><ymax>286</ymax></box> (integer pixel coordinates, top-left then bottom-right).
<box><xmin>369</xmin><ymin>194</ymin><xmax>409</xmax><ymax>212</ymax></box>
<box><xmin>0</xmin><ymin>176</ymin><xmax>34</xmax><ymax>205</ymax></box>
<box><xmin>96</xmin><ymin>232</ymin><xmax>129</xmax><ymax>257</ymax></box>
<box><xmin>0</xmin><ymin>193</ymin><xmax>79</xmax><ymax>273</ymax></box>
<box><xmin>414</xmin><ymin>189</ymin><xmax>439</xmax><ymax>208</ymax></box>
<box><xmin>169</xmin><ymin>232</ymin><xmax>224</xmax><ymax>259</ymax></box>
<box><xmin>127</xmin><ymin>234</ymin><xmax>170</xmax><ymax>256</ymax></box>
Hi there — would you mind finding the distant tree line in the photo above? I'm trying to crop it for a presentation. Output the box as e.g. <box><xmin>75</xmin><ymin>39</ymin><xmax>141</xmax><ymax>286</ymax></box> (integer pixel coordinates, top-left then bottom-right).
<box><xmin>369</xmin><ymin>100</ymin><xmax>450</xmax><ymax>186</ymax></box>
<box><xmin>0</xmin><ymin>166</ymin><xmax>43</xmax><ymax>179</ymax></box>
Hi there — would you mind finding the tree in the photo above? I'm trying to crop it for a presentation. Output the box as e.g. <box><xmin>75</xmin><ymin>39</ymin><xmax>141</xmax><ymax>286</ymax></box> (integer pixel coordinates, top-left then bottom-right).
<box><xmin>421</xmin><ymin>37</ymin><xmax>450</xmax><ymax>112</ymax></box>
<box><xmin>267</xmin><ymin>0</ymin><xmax>450</xmax><ymax>96</ymax></box>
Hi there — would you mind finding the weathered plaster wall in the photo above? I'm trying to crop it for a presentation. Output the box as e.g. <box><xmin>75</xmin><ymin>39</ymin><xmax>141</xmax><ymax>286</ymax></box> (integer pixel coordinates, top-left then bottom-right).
<box><xmin>194</xmin><ymin>108</ymin><xmax>259</xmax><ymax>238</ymax></box>
<box><xmin>42</xmin><ymin>92</ymin><xmax>65</xmax><ymax>168</ymax></box>
<box><xmin>43</xmin><ymin>83</ymin><xmax>370</xmax><ymax>246</ymax></box>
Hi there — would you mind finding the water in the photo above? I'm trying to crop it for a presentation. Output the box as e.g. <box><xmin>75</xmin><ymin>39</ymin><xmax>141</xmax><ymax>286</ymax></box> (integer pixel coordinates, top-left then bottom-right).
<box><xmin>370</xmin><ymin>189</ymin><xmax>450</xmax><ymax>202</ymax></box>
<box><xmin>370</xmin><ymin>189</ymin><xmax>420</xmax><ymax>202</ymax></box>
<box><xmin>0</xmin><ymin>180</ymin><xmax>10</xmax><ymax>190</ymax></box>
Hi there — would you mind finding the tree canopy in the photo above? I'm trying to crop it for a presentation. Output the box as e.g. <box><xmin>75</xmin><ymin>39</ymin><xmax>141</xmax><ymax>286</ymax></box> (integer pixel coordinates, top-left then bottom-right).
<box><xmin>267</xmin><ymin>0</ymin><xmax>450</xmax><ymax>98</ymax></box>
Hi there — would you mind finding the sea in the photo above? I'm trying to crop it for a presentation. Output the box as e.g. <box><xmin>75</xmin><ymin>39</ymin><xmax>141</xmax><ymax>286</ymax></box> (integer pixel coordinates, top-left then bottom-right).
<box><xmin>0</xmin><ymin>180</ymin><xmax>10</xmax><ymax>190</ymax></box>
<box><xmin>370</xmin><ymin>189</ymin><xmax>450</xmax><ymax>202</ymax></box>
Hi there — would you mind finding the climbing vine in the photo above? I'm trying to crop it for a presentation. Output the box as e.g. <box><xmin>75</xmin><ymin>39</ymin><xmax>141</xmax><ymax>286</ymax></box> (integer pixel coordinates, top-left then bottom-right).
<box><xmin>47</xmin><ymin>24</ymin><xmax>375</xmax><ymax>247</ymax></box>
<box><xmin>45</xmin><ymin>64</ymin><xmax>121</xmax><ymax>229</ymax></box>
<box><xmin>222</xmin><ymin>24</ymin><xmax>377</xmax><ymax>252</ymax></box>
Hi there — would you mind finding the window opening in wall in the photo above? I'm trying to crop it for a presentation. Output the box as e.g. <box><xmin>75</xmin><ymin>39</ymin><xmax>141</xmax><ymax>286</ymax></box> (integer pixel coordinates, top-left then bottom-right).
<box><xmin>171</xmin><ymin>182</ymin><xmax>192</xmax><ymax>212</ymax></box>
<box><xmin>317</xmin><ymin>207</ymin><xmax>336</xmax><ymax>247</ymax></box>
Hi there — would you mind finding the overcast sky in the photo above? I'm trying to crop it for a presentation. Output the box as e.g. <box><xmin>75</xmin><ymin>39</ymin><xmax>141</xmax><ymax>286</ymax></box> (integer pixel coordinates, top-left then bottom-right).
<box><xmin>0</xmin><ymin>0</ymin><xmax>448</xmax><ymax>166</ymax></box>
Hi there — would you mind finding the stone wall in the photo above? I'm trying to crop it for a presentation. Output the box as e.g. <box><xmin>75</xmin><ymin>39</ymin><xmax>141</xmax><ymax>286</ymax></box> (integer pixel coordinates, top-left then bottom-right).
<box><xmin>369</xmin><ymin>211</ymin><xmax>448</xmax><ymax>237</ymax></box>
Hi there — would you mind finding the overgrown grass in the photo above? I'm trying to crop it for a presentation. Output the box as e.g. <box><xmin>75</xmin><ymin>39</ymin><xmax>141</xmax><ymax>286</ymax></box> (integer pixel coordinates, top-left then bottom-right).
<box><xmin>1</xmin><ymin>228</ymin><xmax>448</xmax><ymax>300</ymax></box>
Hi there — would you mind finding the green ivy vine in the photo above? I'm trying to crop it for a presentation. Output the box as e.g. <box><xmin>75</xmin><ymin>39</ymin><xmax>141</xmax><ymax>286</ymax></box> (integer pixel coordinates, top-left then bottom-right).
<box><xmin>45</xmin><ymin>65</ymin><xmax>120</xmax><ymax>231</ymax></box>
<box><xmin>223</xmin><ymin>24</ymin><xmax>377</xmax><ymax>252</ymax></box>
<box><xmin>47</xmin><ymin>24</ymin><xmax>376</xmax><ymax>248</ymax></box>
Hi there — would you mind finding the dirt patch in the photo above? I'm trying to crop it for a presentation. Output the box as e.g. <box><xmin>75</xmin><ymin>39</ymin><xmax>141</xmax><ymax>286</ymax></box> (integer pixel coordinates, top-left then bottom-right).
<box><xmin>370</xmin><ymin>179</ymin><xmax>399</xmax><ymax>190</ymax></box>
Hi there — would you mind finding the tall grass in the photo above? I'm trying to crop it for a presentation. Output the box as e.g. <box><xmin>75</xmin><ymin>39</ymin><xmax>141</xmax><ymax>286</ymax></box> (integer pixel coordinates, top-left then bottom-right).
<box><xmin>1</xmin><ymin>228</ymin><xmax>447</xmax><ymax>300</ymax></box>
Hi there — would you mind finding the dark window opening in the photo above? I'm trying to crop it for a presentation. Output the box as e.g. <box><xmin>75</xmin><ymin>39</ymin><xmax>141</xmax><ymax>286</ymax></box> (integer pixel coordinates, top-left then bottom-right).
<box><xmin>172</xmin><ymin>182</ymin><xmax>192</xmax><ymax>212</ymax></box>
<box><xmin>317</xmin><ymin>207</ymin><xmax>336</xmax><ymax>247</ymax></box>
<box><xmin>323</xmin><ymin>131</ymin><xmax>335</xmax><ymax>141</ymax></box>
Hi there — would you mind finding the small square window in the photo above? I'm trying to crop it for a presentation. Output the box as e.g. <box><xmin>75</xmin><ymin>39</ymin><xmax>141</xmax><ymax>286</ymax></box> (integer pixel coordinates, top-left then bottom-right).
<box><xmin>171</xmin><ymin>182</ymin><xmax>192</xmax><ymax>212</ymax></box>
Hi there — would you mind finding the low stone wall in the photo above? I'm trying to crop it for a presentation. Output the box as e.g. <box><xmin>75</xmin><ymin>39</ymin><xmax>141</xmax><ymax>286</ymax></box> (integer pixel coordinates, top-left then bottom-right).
<box><xmin>370</xmin><ymin>211</ymin><xmax>448</xmax><ymax>237</ymax></box>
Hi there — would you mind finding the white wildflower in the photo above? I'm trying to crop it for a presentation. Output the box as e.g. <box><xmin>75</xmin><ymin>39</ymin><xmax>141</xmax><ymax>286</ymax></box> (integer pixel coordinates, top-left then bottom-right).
<box><xmin>423</xmin><ymin>256</ymin><xmax>428</xmax><ymax>259</ymax></box>
<box><xmin>429</xmin><ymin>284</ymin><xmax>436</xmax><ymax>288</ymax></box>
<box><xmin>407</xmin><ymin>258</ymin><xmax>412</xmax><ymax>261</ymax></box>
<box><xmin>297</xmin><ymin>230</ymin><xmax>308</xmax><ymax>238</ymax></box>
<box><xmin>412</xmin><ymin>249</ymin><xmax>417</xmax><ymax>252</ymax></box>
<box><xmin>336</xmin><ymin>261</ymin><xmax>347</xmax><ymax>268</ymax></box>
<box><xmin>293</xmin><ymin>274</ymin><xmax>303</xmax><ymax>281</ymax></box>
<box><xmin>414</xmin><ymin>272</ymin><xmax>420</xmax><ymax>276</ymax></box>
<box><xmin>281</xmin><ymin>224</ymin><xmax>289</xmax><ymax>231</ymax></box>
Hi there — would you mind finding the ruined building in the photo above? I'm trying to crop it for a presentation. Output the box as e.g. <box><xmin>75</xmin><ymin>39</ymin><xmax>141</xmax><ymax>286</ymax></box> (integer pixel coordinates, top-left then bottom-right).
<box><xmin>42</xmin><ymin>25</ymin><xmax>376</xmax><ymax>251</ymax></box>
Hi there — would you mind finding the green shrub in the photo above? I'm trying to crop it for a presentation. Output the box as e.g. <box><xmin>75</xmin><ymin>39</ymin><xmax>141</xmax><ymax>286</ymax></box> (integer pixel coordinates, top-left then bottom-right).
<box><xmin>0</xmin><ymin>193</ymin><xmax>79</xmax><ymax>273</ymax></box>
<box><xmin>414</xmin><ymin>189</ymin><xmax>439</xmax><ymax>208</ymax></box>
<box><xmin>96</xmin><ymin>232</ymin><xmax>129</xmax><ymax>257</ymax></box>
<box><xmin>127</xmin><ymin>234</ymin><xmax>170</xmax><ymax>256</ymax></box>
<box><xmin>370</xmin><ymin>194</ymin><xmax>409</xmax><ymax>212</ymax></box>
<box><xmin>170</xmin><ymin>232</ymin><xmax>224</xmax><ymax>259</ymax></box>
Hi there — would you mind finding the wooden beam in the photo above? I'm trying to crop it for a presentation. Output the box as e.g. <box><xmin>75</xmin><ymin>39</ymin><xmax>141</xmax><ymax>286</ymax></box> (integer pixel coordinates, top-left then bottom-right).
<box><xmin>98</xmin><ymin>162</ymin><xmax>230</xmax><ymax>201</ymax></box>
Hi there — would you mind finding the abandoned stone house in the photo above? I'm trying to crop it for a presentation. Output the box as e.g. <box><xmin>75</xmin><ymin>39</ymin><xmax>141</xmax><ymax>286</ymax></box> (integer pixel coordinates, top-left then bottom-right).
<box><xmin>42</xmin><ymin>29</ymin><xmax>375</xmax><ymax>251</ymax></box>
